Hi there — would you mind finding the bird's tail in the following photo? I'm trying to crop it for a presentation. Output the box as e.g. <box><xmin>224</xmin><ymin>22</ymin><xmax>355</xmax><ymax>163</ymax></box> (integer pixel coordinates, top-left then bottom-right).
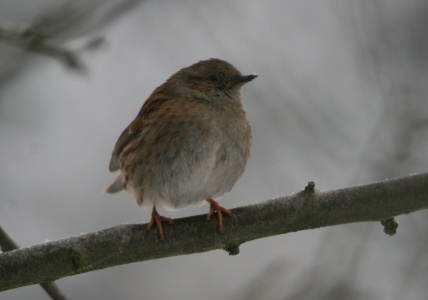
<box><xmin>104</xmin><ymin>174</ymin><xmax>125</xmax><ymax>194</ymax></box>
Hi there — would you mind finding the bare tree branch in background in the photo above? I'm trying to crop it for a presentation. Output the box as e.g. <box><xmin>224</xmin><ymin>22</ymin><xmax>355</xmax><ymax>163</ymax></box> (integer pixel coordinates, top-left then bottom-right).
<box><xmin>0</xmin><ymin>226</ymin><xmax>67</xmax><ymax>300</ymax></box>
<box><xmin>1</xmin><ymin>172</ymin><xmax>428</xmax><ymax>292</ymax></box>
<box><xmin>0</xmin><ymin>25</ymin><xmax>105</xmax><ymax>72</ymax></box>
<box><xmin>0</xmin><ymin>0</ymin><xmax>143</xmax><ymax>83</ymax></box>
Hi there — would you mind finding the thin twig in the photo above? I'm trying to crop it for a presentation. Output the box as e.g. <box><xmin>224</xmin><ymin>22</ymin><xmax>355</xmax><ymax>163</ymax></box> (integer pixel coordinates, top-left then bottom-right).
<box><xmin>0</xmin><ymin>25</ymin><xmax>86</xmax><ymax>72</ymax></box>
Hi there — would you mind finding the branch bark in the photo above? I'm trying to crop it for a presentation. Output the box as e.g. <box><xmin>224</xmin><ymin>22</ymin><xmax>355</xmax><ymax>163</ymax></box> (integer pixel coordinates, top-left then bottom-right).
<box><xmin>1</xmin><ymin>173</ymin><xmax>428</xmax><ymax>291</ymax></box>
<box><xmin>0</xmin><ymin>226</ymin><xmax>67</xmax><ymax>299</ymax></box>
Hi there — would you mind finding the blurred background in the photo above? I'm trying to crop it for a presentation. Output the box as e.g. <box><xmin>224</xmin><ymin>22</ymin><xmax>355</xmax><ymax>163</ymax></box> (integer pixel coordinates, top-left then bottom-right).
<box><xmin>1</xmin><ymin>0</ymin><xmax>428</xmax><ymax>299</ymax></box>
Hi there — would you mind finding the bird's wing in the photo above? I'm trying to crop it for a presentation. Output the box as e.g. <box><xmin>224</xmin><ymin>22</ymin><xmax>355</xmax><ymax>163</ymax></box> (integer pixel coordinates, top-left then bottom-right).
<box><xmin>108</xmin><ymin>91</ymin><xmax>173</xmax><ymax>172</ymax></box>
<box><xmin>108</xmin><ymin>123</ymin><xmax>142</xmax><ymax>172</ymax></box>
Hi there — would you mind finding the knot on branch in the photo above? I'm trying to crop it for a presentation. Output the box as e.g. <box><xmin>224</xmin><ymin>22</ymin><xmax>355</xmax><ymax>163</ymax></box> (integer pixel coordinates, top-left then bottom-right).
<box><xmin>225</xmin><ymin>244</ymin><xmax>240</xmax><ymax>256</ymax></box>
<box><xmin>304</xmin><ymin>181</ymin><xmax>315</xmax><ymax>193</ymax></box>
<box><xmin>68</xmin><ymin>248</ymin><xmax>84</xmax><ymax>271</ymax></box>
<box><xmin>381</xmin><ymin>218</ymin><xmax>399</xmax><ymax>236</ymax></box>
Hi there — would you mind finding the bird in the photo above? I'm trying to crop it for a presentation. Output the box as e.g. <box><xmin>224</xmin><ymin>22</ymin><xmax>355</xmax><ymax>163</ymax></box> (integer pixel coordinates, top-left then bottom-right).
<box><xmin>105</xmin><ymin>58</ymin><xmax>257</xmax><ymax>240</ymax></box>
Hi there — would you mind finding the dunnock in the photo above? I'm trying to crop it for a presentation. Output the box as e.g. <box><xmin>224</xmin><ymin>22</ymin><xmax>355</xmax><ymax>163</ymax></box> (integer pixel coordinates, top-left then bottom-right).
<box><xmin>105</xmin><ymin>58</ymin><xmax>256</xmax><ymax>240</ymax></box>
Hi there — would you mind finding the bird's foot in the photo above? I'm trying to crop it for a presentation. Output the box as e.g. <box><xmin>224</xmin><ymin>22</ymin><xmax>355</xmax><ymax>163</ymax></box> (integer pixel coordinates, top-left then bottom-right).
<box><xmin>206</xmin><ymin>198</ymin><xmax>233</xmax><ymax>231</ymax></box>
<box><xmin>147</xmin><ymin>206</ymin><xmax>173</xmax><ymax>240</ymax></box>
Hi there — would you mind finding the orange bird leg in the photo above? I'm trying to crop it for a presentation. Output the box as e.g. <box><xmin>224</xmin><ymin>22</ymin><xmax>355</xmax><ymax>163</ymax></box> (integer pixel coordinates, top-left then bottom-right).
<box><xmin>206</xmin><ymin>198</ymin><xmax>233</xmax><ymax>231</ymax></box>
<box><xmin>147</xmin><ymin>206</ymin><xmax>173</xmax><ymax>240</ymax></box>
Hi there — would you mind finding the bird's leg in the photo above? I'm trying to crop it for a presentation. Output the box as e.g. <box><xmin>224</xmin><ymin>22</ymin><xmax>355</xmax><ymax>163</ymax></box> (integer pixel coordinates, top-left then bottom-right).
<box><xmin>147</xmin><ymin>206</ymin><xmax>173</xmax><ymax>240</ymax></box>
<box><xmin>206</xmin><ymin>198</ymin><xmax>233</xmax><ymax>231</ymax></box>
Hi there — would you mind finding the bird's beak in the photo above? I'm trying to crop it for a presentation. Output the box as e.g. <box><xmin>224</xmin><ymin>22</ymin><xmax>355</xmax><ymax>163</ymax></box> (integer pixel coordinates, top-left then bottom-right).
<box><xmin>232</xmin><ymin>74</ymin><xmax>258</xmax><ymax>86</ymax></box>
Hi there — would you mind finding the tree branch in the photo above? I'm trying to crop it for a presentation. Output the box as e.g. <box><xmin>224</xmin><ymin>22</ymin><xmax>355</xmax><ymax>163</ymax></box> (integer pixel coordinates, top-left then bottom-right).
<box><xmin>0</xmin><ymin>25</ymin><xmax>89</xmax><ymax>72</ymax></box>
<box><xmin>1</xmin><ymin>173</ymin><xmax>428</xmax><ymax>291</ymax></box>
<box><xmin>0</xmin><ymin>226</ymin><xmax>68</xmax><ymax>300</ymax></box>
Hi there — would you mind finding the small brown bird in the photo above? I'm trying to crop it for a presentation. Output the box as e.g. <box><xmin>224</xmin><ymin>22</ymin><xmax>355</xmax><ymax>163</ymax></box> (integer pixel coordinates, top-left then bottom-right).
<box><xmin>105</xmin><ymin>58</ymin><xmax>256</xmax><ymax>240</ymax></box>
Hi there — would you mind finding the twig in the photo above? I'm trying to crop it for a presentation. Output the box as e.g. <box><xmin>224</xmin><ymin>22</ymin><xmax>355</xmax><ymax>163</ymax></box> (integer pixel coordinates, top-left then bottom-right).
<box><xmin>0</xmin><ymin>226</ymin><xmax>19</xmax><ymax>252</ymax></box>
<box><xmin>0</xmin><ymin>25</ymin><xmax>86</xmax><ymax>72</ymax></box>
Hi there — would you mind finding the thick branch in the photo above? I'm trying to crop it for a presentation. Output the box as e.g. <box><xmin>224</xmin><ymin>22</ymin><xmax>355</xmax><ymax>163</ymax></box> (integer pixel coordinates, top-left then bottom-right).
<box><xmin>0</xmin><ymin>226</ymin><xmax>67</xmax><ymax>300</ymax></box>
<box><xmin>1</xmin><ymin>173</ymin><xmax>428</xmax><ymax>291</ymax></box>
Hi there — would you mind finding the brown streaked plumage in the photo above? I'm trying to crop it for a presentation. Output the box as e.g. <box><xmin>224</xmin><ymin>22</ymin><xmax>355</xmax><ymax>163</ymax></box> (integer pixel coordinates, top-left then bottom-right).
<box><xmin>105</xmin><ymin>58</ymin><xmax>256</xmax><ymax>240</ymax></box>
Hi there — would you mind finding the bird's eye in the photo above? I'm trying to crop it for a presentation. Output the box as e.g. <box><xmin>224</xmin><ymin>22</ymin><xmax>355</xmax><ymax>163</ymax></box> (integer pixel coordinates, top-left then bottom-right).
<box><xmin>208</xmin><ymin>74</ymin><xmax>220</xmax><ymax>83</ymax></box>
